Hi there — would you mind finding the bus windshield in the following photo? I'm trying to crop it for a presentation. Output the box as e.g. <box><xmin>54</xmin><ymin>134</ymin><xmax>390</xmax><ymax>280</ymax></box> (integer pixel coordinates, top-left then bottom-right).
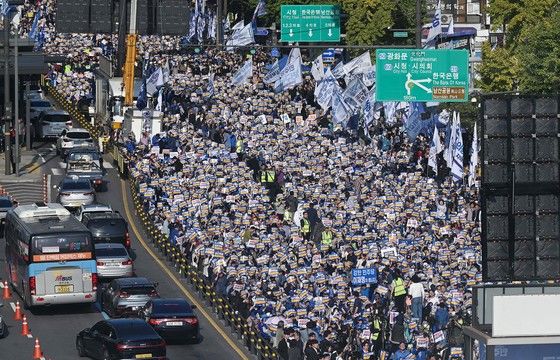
<box><xmin>31</xmin><ymin>233</ymin><xmax>93</xmax><ymax>262</ymax></box>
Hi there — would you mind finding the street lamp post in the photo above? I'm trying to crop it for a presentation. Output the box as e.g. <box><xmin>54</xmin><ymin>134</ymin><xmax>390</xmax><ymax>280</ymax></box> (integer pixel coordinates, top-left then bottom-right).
<box><xmin>14</xmin><ymin>26</ymin><xmax>19</xmax><ymax>177</ymax></box>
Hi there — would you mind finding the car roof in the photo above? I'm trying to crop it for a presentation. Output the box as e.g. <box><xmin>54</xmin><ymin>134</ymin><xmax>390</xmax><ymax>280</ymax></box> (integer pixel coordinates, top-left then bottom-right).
<box><xmin>150</xmin><ymin>298</ymin><xmax>188</xmax><ymax>305</ymax></box>
<box><xmin>94</xmin><ymin>243</ymin><xmax>128</xmax><ymax>250</ymax></box>
<box><xmin>0</xmin><ymin>195</ymin><xmax>12</xmax><ymax>201</ymax></box>
<box><xmin>41</xmin><ymin>109</ymin><xmax>66</xmax><ymax>115</ymax></box>
<box><xmin>113</xmin><ymin>277</ymin><xmax>152</xmax><ymax>286</ymax></box>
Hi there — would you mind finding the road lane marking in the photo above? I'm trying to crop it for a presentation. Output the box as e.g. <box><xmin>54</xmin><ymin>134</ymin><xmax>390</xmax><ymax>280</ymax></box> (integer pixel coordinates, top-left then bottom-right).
<box><xmin>120</xmin><ymin>180</ymin><xmax>249</xmax><ymax>360</ymax></box>
<box><xmin>0</xmin><ymin>281</ymin><xmax>4</xmax><ymax>288</ymax></box>
<box><xmin>10</xmin><ymin>302</ymin><xmax>15</xmax><ymax>312</ymax></box>
<box><xmin>27</xmin><ymin>334</ymin><xmax>33</xmax><ymax>338</ymax></box>
<box><xmin>52</xmin><ymin>168</ymin><xmax>63</xmax><ymax>175</ymax></box>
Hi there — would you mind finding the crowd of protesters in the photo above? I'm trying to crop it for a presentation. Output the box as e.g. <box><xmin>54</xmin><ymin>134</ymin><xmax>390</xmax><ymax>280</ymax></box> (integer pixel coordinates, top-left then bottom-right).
<box><xmin>21</xmin><ymin>2</ymin><xmax>481</xmax><ymax>359</ymax></box>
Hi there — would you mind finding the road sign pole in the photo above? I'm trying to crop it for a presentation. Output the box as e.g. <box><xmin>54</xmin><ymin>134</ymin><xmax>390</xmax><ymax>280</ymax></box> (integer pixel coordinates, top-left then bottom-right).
<box><xmin>4</xmin><ymin>16</ymin><xmax>10</xmax><ymax>175</ymax></box>
<box><xmin>14</xmin><ymin>28</ymin><xmax>18</xmax><ymax>177</ymax></box>
<box><xmin>415</xmin><ymin>0</ymin><xmax>422</xmax><ymax>48</ymax></box>
<box><xmin>25</xmin><ymin>82</ymin><xmax>30</xmax><ymax>150</ymax></box>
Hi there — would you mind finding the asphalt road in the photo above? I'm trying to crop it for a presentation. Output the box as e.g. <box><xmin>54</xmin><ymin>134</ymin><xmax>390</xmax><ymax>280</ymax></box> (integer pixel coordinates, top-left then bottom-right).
<box><xmin>0</xmin><ymin>144</ymin><xmax>251</xmax><ymax>360</ymax></box>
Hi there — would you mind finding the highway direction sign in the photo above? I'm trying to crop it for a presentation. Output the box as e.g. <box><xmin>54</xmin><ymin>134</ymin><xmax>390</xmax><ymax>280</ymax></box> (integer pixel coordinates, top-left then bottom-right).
<box><xmin>280</xmin><ymin>5</ymin><xmax>341</xmax><ymax>43</ymax></box>
<box><xmin>375</xmin><ymin>49</ymin><xmax>469</xmax><ymax>102</ymax></box>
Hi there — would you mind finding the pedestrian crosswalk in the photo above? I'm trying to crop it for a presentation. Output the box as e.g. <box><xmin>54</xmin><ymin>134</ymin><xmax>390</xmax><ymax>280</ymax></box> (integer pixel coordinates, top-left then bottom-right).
<box><xmin>51</xmin><ymin>160</ymin><xmax>113</xmax><ymax>176</ymax></box>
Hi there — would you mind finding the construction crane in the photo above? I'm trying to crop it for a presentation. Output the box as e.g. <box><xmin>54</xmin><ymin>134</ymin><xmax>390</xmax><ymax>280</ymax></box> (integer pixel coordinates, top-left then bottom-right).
<box><xmin>123</xmin><ymin>0</ymin><xmax>138</xmax><ymax>106</ymax></box>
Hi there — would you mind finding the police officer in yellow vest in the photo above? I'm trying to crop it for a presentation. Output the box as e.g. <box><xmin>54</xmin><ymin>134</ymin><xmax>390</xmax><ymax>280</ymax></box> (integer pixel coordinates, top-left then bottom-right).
<box><xmin>321</xmin><ymin>227</ymin><xmax>333</xmax><ymax>247</ymax></box>
<box><xmin>369</xmin><ymin>314</ymin><xmax>382</xmax><ymax>352</ymax></box>
<box><xmin>236</xmin><ymin>138</ymin><xmax>244</xmax><ymax>159</ymax></box>
<box><xmin>300</xmin><ymin>211</ymin><xmax>311</xmax><ymax>240</ymax></box>
<box><xmin>260</xmin><ymin>168</ymin><xmax>276</xmax><ymax>184</ymax></box>
<box><xmin>391</xmin><ymin>269</ymin><xmax>407</xmax><ymax>313</ymax></box>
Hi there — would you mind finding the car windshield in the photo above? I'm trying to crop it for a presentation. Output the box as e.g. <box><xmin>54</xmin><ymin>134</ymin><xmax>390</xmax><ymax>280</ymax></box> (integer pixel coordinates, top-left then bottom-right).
<box><xmin>95</xmin><ymin>247</ymin><xmax>128</xmax><ymax>257</ymax></box>
<box><xmin>153</xmin><ymin>301</ymin><xmax>192</xmax><ymax>314</ymax></box>
<box><xmin>44</xmin><ymin>115</ymin><xmax>69</xmax><ymax>123</ymax></box>
<box><xmin>61</xmin><ymin>181</ymin><xmax>91</xmax><ymax>191</ymax></box>
<box><xmin>31</xmin><ymin>101</ymin><xmax>51</xmax><ymax>107</ymax></box>
<box><xmin>0</xmin><ymin>198</ymin><xmax>12</xmax><ymax>207</ymax></box>
<box><xmin>115</xmin><ymin>322</ymin><xmax>157</xmax><ymax>337</ymax></box>
<box><xmin>67</xmin><ymin>132</ymin><xmax>90</xmax><ymax>139</ymax></box>
<box><xmin>86</xmin><ymin>218</ymin><xmax>127</xmax><ymax>234</ymax></box>
<box><xmin>121</xmin><ymin>286</ymin><xmax>156</xmax><ymax>295</ymax></box>
<box><xmin>68</xmin><ymin>152</ymin><xmax>100</xmax><ymax>161</ymax></box>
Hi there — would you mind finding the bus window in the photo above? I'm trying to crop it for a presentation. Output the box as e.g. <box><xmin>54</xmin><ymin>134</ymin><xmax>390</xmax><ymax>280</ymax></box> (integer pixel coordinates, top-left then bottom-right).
<box><xmin>31</xmin><ymin>233</ymin><xmax>93</xmax><ymax>262</ymax></box>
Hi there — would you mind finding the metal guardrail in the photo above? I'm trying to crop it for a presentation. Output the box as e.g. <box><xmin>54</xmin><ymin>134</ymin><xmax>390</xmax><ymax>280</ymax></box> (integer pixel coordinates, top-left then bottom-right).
<box><xmin>43</xmin><ymin>82</ymin><xmax>100</xmax><ymax>139</ymax></box>
<box><xmin>50</xmin><ymin>87</ymin><xmax>279</xmax><ymax>359</ymax></box>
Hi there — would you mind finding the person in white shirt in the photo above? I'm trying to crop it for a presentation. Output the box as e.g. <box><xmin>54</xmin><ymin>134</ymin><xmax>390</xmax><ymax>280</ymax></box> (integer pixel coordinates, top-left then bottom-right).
<box><xmin>408</xmin><ymin>275</ymin><xmax>425</xmax><ymax>320</ymax></box>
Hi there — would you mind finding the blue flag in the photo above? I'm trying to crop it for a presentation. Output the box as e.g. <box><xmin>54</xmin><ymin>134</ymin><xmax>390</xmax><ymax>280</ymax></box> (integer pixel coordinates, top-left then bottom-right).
<box><xmin>28</xmin><ymin>10</ymin><xmax>41</xmax><ymax>41</ymax></box>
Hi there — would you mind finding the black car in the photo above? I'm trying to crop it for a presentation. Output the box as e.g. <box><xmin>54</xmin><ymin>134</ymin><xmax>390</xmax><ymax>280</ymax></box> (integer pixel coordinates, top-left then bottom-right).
<box><xmin>82</xmin><ymin>212</ymin><xmax>131</xmax><ymax>249</ymax></box>
<box><xmin>101</xmin><ymin>277</ymin><xmax>160</xmax><ymax>318</ymax></box>
<box><xmin>76</xmin><ymin>319</ymin><xmax>166</xmax><ymax>360</ymax></box>
<box><xmin>139</xmin><ymin>298</ymin><xmax>199</xmax><ymax>343</ymax></box>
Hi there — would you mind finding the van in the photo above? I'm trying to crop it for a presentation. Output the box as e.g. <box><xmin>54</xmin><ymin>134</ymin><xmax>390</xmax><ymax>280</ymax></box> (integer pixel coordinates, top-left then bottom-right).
<box><xmin>36</xmin><ymin>109</ymin><xmax>71</xmax><ymax>139</ymax></box>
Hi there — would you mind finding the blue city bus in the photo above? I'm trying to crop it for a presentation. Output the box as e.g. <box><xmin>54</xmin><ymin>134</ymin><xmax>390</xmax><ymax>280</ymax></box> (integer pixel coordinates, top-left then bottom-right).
<box><xmin>4</xmin><ymin>203</ymin><xmax>97</xmax><ymax>308</ymax></box>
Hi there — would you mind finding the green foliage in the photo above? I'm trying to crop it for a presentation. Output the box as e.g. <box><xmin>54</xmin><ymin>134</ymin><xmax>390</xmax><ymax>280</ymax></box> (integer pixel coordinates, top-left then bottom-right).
<box><xmin>478</xmin><ymin>2</ymin><xmax>560</xmax><ymax>94</ymax></box>
<box><xmin>477</xmin><ymin>42</ymin><xmax>520</xmax><ymax>93</ymax></box>
<box><xmin>341</xmin><ymin>0</ymin><xmax>396</xmax><ymax>47</ymax></box>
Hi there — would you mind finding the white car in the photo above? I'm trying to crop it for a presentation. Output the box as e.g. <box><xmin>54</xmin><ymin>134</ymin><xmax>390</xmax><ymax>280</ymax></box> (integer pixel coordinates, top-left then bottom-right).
<box><xmin>56</xmin><ymin>128</ymin><xmax>94</xmax><ymax>159</ymax></box>
<box><xmin>94</xmin><ymin>243</ymin><xmax>134</xmax><ymax>279</ymax></box>
<box><xmin>56</xmin><ymin>176</ymin><xmax>96</xmax><ymax>208</ymax></box>
<box><xmin>29</xmin><ymin>98</ymin><xmax>53</xmax><ymax>120</ymax></box>
<box><xmin>75</xmin><ymin>203</ymin><xmax>114</xmax><ymax>222</ymax></box>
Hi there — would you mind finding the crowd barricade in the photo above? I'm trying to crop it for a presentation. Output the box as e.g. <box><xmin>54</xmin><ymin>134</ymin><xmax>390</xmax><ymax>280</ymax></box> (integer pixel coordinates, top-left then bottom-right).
<box><xmin>48</xmin><ymin>88</ymin><xmax>279</xmax><ymax>359</ymax></box>
<box><xmin>43</xmin><ymin>81</ymin><xmax>99</xmax><ymax>139</ymax></box>
<box><xmin>126</xmin><ymin>174</ymin><xmax>279</xmax><ymax>359</ymax></box>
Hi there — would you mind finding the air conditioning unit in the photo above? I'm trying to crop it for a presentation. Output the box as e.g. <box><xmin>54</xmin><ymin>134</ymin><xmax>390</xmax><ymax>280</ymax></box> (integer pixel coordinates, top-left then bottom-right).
<box><xmin>440</xmin><ymin>13</ymin><xmax>453</xmax><ymax>25</ymax></box>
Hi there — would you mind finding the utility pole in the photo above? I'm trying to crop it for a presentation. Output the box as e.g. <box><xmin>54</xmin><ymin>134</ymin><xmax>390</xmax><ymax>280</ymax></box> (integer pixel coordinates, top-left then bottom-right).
<box><xmin>415</xmin><ymin>0</ymin><xmax>422</xmax><ymax>48</ymax></box>
<box><xmin>216</xmin><ymin>0</ymin><xmax>223</xmax><ymax>47</ymax></box>
<box><xmin>116</xmin><ymin>0</ymin><xmax>128</xmax><ymax>77</ymax></box>
<box><xmin>14</xmin><ymin>29</ymin><xmax>19</xmax><ymax>177</ymax></box>
<box><xmin>4</xmin><ymin>16</ymin><xmax>11</xmax><ymax>175</ymax></box>
<box><xmin>25</xmin><ymin>82</ymin><xmax>30</xmax><ymax>150</ymax></box>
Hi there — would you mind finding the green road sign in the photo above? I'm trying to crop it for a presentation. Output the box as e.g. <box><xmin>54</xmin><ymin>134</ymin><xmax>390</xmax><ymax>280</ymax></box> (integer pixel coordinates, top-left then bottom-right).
<box><xmin>280</xmin><ymin>5</ymin><xmax>341</xmax><ymax>43</ymax></box>
<box><xmin>393</xmin><ymin>31</ymin><xmax>409</xmax><ymax>38</ymax></box>
<box><xmin>375</xmin><ymin>49</ymin><xmax>469</xmax><ymax>102</ymax></box>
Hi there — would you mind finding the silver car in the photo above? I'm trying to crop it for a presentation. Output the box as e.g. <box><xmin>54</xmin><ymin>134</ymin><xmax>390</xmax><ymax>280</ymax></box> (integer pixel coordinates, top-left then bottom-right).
<box><xmin>56</xmin><ymin>176</ymin><xmax>96</xmax><ymax>208</ymax></box>
<box><xmin>95</xmin><ymin>243</ymin><xmax>134</xmax><ymax>279</ymax></box>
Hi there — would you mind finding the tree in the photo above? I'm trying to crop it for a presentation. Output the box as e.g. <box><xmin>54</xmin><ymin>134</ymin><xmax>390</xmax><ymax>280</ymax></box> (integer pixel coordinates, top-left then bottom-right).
<box><xmin>341</xmin><ymin>0</ymin><xmax>396</xmax><ymax>47</ymax></box>
<box><xmin>477</xmin><ymin>42</ymin><xmax>520</xmax><ymax>93</ymax></box>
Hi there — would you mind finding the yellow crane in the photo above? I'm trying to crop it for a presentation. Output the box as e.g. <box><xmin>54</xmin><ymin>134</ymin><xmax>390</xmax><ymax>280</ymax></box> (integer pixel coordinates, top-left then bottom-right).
<box><xmin>123</xmin><ymin>0</ymin><xmax>138</xmax><ymax>106</ymax></box>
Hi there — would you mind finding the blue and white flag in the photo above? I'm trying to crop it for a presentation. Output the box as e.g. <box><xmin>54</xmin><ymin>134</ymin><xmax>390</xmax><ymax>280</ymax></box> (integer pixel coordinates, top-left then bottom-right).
<box><xmin>252</xmin><ymin>0</ymin><xmax>267</xmax><ymax>21</ymax></box>
<box><xmin>384</xmin><ymin>102</ymin><xmax>398</xmax><ymax>125</ymax></box>
<box><xmin>362</xmin><ymin>87</ymin><xmax>377</xmax><ymax>127</ymax></box>
<box><xmin>426</xmin><ymin>0</ymin><xmax>442</xmax><ymax>43</ymax></box>
<box><xmin>331</xmin><ymin>89</ymin><xmax>351</xmax><ymax>125</ymax></box>
<box><xmin>28</xmin><ymin>10</ymin><xmax>41</xmax><ymax>41</ymax></box>
<box><xmin>332</xmin><ymin>61</ymin><xmax>345</xmax><ymax>79</ymax></box>
<box><xmin>314</xmin><ymin>68</ymin><xmax>337</xmax><ymax>111</ymax></box>
<box><xmin>231</xmin><ymin>20</ymin><xmax>244</xmax><ymax>31</ymax></box>
<box><xmin>343</xmin><ymin>51</ymin><xmax>372</xmax><ymax>76</ymax></box>
<box><xmin>155</xmin><ymin>90</ymin><xmax>163</xmax><ymax>111</ymax></box>
<box><xmin>197</xmin><ymin>14</ymin><xmax>206</xmax><ymax>43</ymax></box>
<box><xmin>146</xmin><ymin>68</ymin><xmax>164</xmax><ymax>95</ymax></box>
<box><xmin>359</xmin><ymin>66</ymin><xmax>376</xmax><ymax>87</ymax></box>
<box><xmin>187</xmin><ymin>12</ymin><xmax>198</xmax><ymax>42</ymax></box>
<box><xmin>343</xmin><ymin>77</ymin><xmax>368</xmax><ymax>112</ymax></box>
<box><xmin>208</xmin><ymin>12</ymin><xmax>217</xmax><ymax>40</ymax></box>
<box><xmin>311</xmin><ymin>54</ymin><xmax>324</xmax><ymax>82</ymax></box>
<box><xmin>447</xmin><ymin>15</ymin><xmax>454</xmax><ymax>35</ymax></box>
<box><xmin>428</xmin><ymin>123</ymin><xmax>443</xmax><ymax>175</ymax></box>
<box><xmin>226</xmin><ymin>22</ymin><xmax>254</xmax><ymax>49</ymax></box>
<box><xmin>468</xmin><ymin>123</ymin><xmax>478</xmax><ymax>187</ymax></box>
<box><xmin>444</xmin><ymin>111</ymin><xmax>456</xmax><ymax>169</ymax></box>
<box><xmin>207</xmin><ymin>73</ymin><xmax>215</xmax><ymax>96</ymax></box>
<box><xmin>274</xmin><ymin>47</ymin><xmax>302</xmax><ymax>91</ymax></box>
<box><xmin>451</xmin><ymin>112</ymin><xmax>464</xmax><ymax>182</ymax></box>
<box><xmin>231</xmin><ymin>60</ymin><xmax>253</xmax><ymax>86</ymax></box>
<box><xmin>263</xmin><ymin>59</ymin><xmax>281</xmax><ymax>84</ymax></box>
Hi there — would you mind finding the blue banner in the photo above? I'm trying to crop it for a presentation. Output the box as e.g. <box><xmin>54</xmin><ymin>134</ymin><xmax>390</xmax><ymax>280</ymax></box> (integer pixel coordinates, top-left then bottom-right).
<box><xmin>351</xmin><ymin>268</ymin><xmax>378</xmax><ymax>285</ymax></box>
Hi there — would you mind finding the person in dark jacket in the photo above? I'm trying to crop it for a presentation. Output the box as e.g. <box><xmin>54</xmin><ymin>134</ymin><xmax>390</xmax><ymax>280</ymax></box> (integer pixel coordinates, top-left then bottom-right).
<box><xmin>304</xmin><ymin>339</ymin><xmax>321</xmax><ymax>360</ymax></box>
<box><xmin>287</xmin><ymin>331</ymin><xmax>304</xmax><ymax>360</ymax></box>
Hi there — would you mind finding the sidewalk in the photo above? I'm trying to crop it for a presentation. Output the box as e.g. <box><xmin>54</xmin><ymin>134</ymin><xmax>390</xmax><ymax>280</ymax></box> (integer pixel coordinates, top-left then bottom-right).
<box><xmin>0</xmin><ymin>147</ymin><xmax>47</xmax><ymax>204</ymax></box>
<box><xmin>0</xmin><ymin>148</ymin><xmax>44</xmax><ymax>179</ymax></box>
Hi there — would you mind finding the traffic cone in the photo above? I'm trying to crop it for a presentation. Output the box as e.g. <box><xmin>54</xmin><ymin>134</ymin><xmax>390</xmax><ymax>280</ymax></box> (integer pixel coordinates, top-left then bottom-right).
<box><xmin>33</xmin><ymin>338</ymin><xmax>43</xmax><ymax>359</ymax></box>
<box><xmin>21</xmin><ymin>315</ymin><xmax>30</xmax><ymax>336</ymax></box>
<box><xmin>14</xmin><ymin>301</ymin><xmax>23</xmax><ymax>320</ymax></box>
<box><xmin>2</xmin><ymin>280</ymin><xmax>10</xmax><ymax>299</ymax></box>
